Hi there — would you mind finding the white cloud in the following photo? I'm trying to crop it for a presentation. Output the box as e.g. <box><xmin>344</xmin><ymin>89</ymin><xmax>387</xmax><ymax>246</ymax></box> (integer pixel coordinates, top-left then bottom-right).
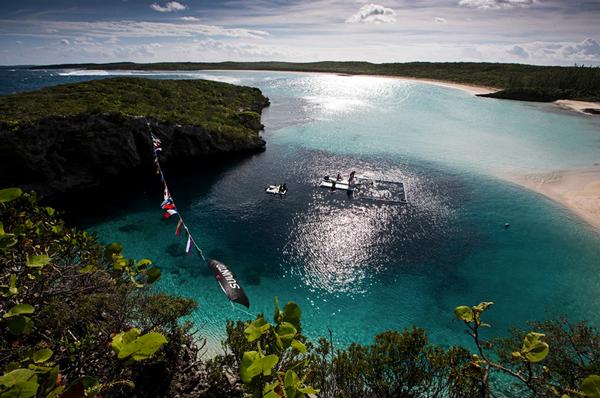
<box><xmin>60</xmin><ymin>39</ymin><xmax>70</xmax><ymax>45</ymax></box>
<box><xmin>150</xmin><ymin>1</ymin><xmax>188</xmax><ymax>13</ymax></box>
<box><xmin>458</xmin><ymin>0</ymin><xmax>536</xmax><ymax>10</ymax></box>
<box><xmin>346</xmin><ymin>4</ymin><xmax>396</xmax><ymax>24</ymax></box>
<box><xmin>507</xmin><ymin>45</ymin><xmax>529</xmax><ymax>59</ymax></box>
<box><xmin>561</xmin><ymin>38</ymin><xmax>600</xmax><ymax>60</ymax></box>
<box><xmin>504</xmin><ymin>38</ymin><xmax>600</xmax><ymax>63</ymax></box>
<box><xmin>434</xmin><ymin>17</ymin><xmax>447</xmax><ymax>24</ymax></box>
<box><xmin>195</xmin><ymin>38</ymin><xmax>285</xmax><ymax>58</ymax></box>
<box><xmin>180</xmin><ymin>16</ymin><xmax>199</xmax><ymax>21</ymax></box>
<box><xmin>18</xmin><ymin>20</ymin><xmax>269</xmax><ymax>40</ymax></box>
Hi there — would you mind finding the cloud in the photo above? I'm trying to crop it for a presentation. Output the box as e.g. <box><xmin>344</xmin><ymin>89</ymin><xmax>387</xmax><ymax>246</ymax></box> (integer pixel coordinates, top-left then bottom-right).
<box><xmin>150</xmin><ymin>1</ymin><xmax>187</xmax><ymax>13</ymax></box>
<box><xmin>195</xmin><ymin>38</ymin><xmax>285</xmax><ymax>58</ymax></box>
<box><xmin>60</xmin><ymin>39</ymin><xmax>70</xmax><ymax>45</ymax></box>
<box><xmin>13</xmin><ymin>20</ymin><xmax>269</xmax><ymax>40</ymax></box>
<box><xmin>504</xmin><ymin>38</ymin><xmax>600</xmax><ymax>63</ymax></box>
<box><xmin>346</xmin><ymin>4</ymin><xmax>396</xmax><ymax>24</ymax></box>
<box><xmin>507</xmin><ymin>45</ymin><xmax>529</xmax><ymax>59</ymax></box>
<box><xmin>180</xmin><ymin>16</ymin><xmax>199</xmax><ymax>21</ymax></box>
<box><xmin>561</xmin><ymin>38</ymin><xmax>600</xmax><ymax>59</ymax></box>
<box><xmin>458</xmin><ymin>0</ymin><xmax>536</xmax><ymax>10</ymax></box>
<box><xmin>434</xmin><ymin>17</ymin><xmax>447</xmax><ymax>24</ymax></box>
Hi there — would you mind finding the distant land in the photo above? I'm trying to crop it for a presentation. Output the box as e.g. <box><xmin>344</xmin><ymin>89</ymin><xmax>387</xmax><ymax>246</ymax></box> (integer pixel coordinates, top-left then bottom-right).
<box><xmin>0</xmin><ymin>77</ymin><xmax>269</xmax><ymax>198</ymax></box>
<box><xmin>32</xmin><ymin>61</ymin><xmax>600</xmax><ymax>104</ymax></box>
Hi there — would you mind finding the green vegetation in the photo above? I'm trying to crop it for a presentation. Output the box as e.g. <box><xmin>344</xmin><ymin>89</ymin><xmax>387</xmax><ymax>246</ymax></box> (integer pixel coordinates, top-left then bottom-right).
<box><xmin>33</xmin><ymin>61</ymin><xmax>600</xmax><ymax>102</ymax></box>
<box><xmin>0</xmin><ymin>77</ymin><xmax>268</xmax><ymax>140</ymax></box>
<box><xmin>0</xmin><ymin>188</ymin><xmax>198</xmax><ymax>397</ymax></box>
<box><xmin>2</xmin><ymin>188</ymin><xmax>599</xmax><ymax>397</ymax></box>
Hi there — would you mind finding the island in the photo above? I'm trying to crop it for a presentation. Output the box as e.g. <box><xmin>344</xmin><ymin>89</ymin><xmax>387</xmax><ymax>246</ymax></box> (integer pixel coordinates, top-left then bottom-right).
<box><xmin>31</xmin><ymin>61</ymin><xmax>600</xmax><ymax>113</ymax></box>
<box><xmin>0</xmin><ymin>77</ymin><xmax>270</xmax><ymax>198</ymax></box>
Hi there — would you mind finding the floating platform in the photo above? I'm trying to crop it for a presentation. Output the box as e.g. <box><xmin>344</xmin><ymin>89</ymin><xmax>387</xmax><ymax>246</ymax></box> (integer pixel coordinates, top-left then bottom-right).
<box><xmin>319</xmin><ymin>176</ymin><xmax>407</xmax><ymax>203</ymax></box>
<box><xmin>319</xmin><ymin>179</ymin><xmax>355</xmax><ymax>192</ymax></box>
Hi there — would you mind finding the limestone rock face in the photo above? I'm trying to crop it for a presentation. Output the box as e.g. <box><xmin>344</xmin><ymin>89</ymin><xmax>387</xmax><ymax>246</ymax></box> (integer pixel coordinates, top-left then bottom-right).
<box><xmin>0</xmin><ymin>111</ymin><xmax>267</xmax><ymax>198</ymax></box>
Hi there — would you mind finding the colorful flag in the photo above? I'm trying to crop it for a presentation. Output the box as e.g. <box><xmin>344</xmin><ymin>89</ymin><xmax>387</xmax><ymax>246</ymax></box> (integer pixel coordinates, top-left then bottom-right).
<box><xmin>163</xmin><ymin>209</ymin><xmax>178</xmax><ymax>219</ymax></box>
<box><xmin>175</xmin><ymin>219</ymin><xmax>184</xmax><ymax>236</ymax></box>
<box><xmin>152</xmin><ymin>134</ymin><xmax>162</xmax><ymax>152</ymax></box>
<box><xmin>185</xmin><ymin>234</ymin><xmax>193</xmax><ymax>255</ymax></box>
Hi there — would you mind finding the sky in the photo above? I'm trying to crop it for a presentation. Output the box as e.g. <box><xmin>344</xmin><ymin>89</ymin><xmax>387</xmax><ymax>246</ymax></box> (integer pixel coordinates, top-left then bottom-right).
<box><xmin>1</xmin><ymin>0</ymin><xmax>599</xmax><ymax>66</ymax></box>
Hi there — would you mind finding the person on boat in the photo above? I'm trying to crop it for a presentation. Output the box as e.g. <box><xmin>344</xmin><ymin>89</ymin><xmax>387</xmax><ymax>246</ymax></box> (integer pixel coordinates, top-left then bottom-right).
<box><xmin>349</xmin><ymin>171</ymin><xmax>356</xmax><ymax>182</ymax></box>
<box><xmin>336</xmin><ymin>173</ymin><xmax>342</xmax><ymax>181</ymax></box>
<box><xmin>279</xmin><ymin>183</ymin><xmax>287</xmax><ymax>193</ymax></box>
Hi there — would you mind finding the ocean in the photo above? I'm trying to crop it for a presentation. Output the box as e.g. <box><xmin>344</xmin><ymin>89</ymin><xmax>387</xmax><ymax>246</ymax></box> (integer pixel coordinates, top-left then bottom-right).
<box><xmin>2</xmin><ymin>68</ymin><xmax>600</xmax><ymax>353</ymax></box>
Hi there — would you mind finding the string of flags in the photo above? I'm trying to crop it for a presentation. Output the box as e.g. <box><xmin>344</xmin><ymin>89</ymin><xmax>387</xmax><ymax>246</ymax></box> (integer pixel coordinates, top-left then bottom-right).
<box><xmin>148</xmin><ymin>124</ymin><xmax>250</xmax><ymax>308</ymax></box>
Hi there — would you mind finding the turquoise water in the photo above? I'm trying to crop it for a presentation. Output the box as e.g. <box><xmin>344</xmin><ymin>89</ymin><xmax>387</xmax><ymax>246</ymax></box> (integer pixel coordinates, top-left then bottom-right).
<box><xmin>3</xmin><ymin>69</ymin><xmax>600</xmax><ymax>351</ymax></box>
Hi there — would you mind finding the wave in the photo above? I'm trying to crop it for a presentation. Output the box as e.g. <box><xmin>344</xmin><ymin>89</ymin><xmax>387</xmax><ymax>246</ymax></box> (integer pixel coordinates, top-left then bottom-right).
<box><xmin>57</xmin><ymin>69</ymin><xmax>241</xmax><ymax>84</ymax></box>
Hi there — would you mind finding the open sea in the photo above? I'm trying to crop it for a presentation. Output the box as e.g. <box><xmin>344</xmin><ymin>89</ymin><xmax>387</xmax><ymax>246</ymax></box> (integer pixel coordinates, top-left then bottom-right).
<box><xmin>2</xmin><ymin>67</ymin><xmax>600</xmax><ymax>353</ymax></box>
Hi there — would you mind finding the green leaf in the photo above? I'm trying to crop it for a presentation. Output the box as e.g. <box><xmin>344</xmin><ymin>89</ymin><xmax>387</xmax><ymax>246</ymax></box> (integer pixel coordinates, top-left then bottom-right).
<box><xmin>298</xmin><ymin>386</ymin><xmax>318</xmax><ymax>394</ymax></box>
<box><xmin>581</xmin><ymin>375</ymin><xmax>600</xmax><ymax>398</ymax></box>
<box><xmin>263</xmin><ymin>382</ymin><xmax>280</xmax><ymax>398</ymax></box>
<box><xmin>44</xmin><ymin>386</ymin><xmax>65</xmax><ymax>398</ymax></box>
<box><xmin>0</xmin><ymin>188</ymin><xmax>23</xmax><ymax>204</ymax></box>
<box><xmin>104</xmin><ymin>242</ymin><xmax>123</xmax><ymax>261</ymax></box>
<box><xmin>0</xmin><ymin>222</ymin><xmax>4</xmax><ymax>235</ymax></box>
<box><xmin>454</xmin><ymin>306</ymin><xmax>473</xmax><ymax>322</ymax></box>
<box><xmin>276</xmin><ymin>322</ymin><xmax>297</xmax><ymax>349</ymax></box>
<box><xmin>0</xmin><ymin>381</ymin><xmax>39</xmax><ymax>398</ymax></box>
<box><xmin>111</xmin><ymin>328</ymin><xmax>141</xmax><ymax>354</ymax></box>
<box><xmin>3</xmin><ymin>304</ymin><xmax>34</xmax><ymax>318</ymax></box>
<box><xmin>281</xmin><ymin>301</ymin><xmax>301</xmax><ymax>330</ymax></box>
<box><xmin>260</xmin><ymin>355</ymin><xmax>279</xmax><ymax>377</ymax></box>
<box><xmin>284</xmin><ymin>370</ymin><xmax>300</xmax><ymax>398</ymax></box>
<box><xmin>116</xmin><ymin>332</ymin><xmax>167</xmax><ymax>361</ymax></box>
<box><xmin>244</xmin><ymin>317</ymin><xmax>270</xmax><ymax>342</ymax></box>
<box><xmin>0</xmin><ymin>235</ymin><xmax>17</xmax><ymax>251</ymax></box>
<box><xmin>0</xmin><ymin>369</ymin><xmax>36</xmax><ymax>387</ymax></box>
<box><xmin>135</xmin><ymin>259</ymin><xmax>152</xmax><ymax>269</ymax></box>
<box><xmin>239</xmin><ymin>351</ymin><xmax>279</xmax><ymax>384</ymax></box>
<box><xmin>521</xmin><ymin>332</ymin><xmax>549</xmax><ymax>363</ymax></box>
<box><xmin>5</xmin><ymin>316</ymin><xmax>33</xmax><ymax>335</ymax></box>
<box><xmin>44</xmin><ymin>207</ymin><xmax>55</xmax><ymax>217</ymax></box>
<box><xmin>145</xmin><ymin>267</ymin><xmax>161</xmax><ymax>284</ymax></box>
<box><xmin>32</xmin><ymin>349</ymin><xmax>53</xmax><ymax>364</ymax></box>
<box><xmin>240</xmin><ymin>351</ymin><xmax>261</xmax><ymax>384</ymax></box>
<box><xmin>26</xmin><ymin>255</ymin><xmax>50</xmax><ymax>268</ymax></box>
<box><xmin>1</xmin><ymin>274</ymin><xmax>18</xmax><ymax>297</ymax></box>
<box><xmin>473</xmin><ymin>301</ymin><xmax>494</xmax><ymax>312</ymax></box>
<box><xmin>291</xmin><ymin>339</ymin><xmax>307</xmax><ymax>353</ymax></box>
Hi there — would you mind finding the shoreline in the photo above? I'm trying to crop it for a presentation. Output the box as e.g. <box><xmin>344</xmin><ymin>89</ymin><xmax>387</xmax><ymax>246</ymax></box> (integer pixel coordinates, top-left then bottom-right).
<box><xmin>203</xmin><ymin>68</ymin><xmax>600</xmax><ymax>113</ymax></box>
<box><xmin>508</xmin><ymin>168</ymin><xmax>600</xmax><ymax>233</ymax></box>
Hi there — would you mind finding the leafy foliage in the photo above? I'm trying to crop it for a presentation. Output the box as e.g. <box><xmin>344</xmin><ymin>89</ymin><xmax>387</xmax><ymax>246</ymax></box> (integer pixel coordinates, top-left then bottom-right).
<box><xmin>0</xmin><ymin>190</ymin><xmax>199</xmax><ymax>397</ymax></box>
<box><xmin>0</xmin><ymin>77</ymin><xmax>268</xmax><ymax>142</ymax></box>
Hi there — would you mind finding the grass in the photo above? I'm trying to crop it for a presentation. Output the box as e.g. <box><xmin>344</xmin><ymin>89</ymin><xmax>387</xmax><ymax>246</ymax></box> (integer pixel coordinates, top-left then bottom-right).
<box><xmin>0</xmin><ymin>77</ymin><xmax>268</xmax><ymax>139</ymax></box>
<box><xmin>32</xmin><ymin>61</ymin><xmax>600</xmax><ymax>102</ymax></box>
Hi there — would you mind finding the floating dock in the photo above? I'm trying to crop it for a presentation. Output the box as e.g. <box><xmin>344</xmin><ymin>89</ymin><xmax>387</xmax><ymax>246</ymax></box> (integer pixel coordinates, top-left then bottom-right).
<box><xmin>319</xmin><ymin>176</ymin><xmax>407</xmax><ymax>203</ymax></box>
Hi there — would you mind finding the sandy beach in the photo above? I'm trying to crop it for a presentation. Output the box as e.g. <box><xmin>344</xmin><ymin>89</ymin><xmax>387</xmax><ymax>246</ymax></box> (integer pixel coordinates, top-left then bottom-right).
<box><xmin>554</xmin><ymin>100</ymin><xmax>600</xmax><ymax>115</ymax></box>
<box><xmin>510</xmin><ymin>168</ymin><xmax>600</xmax><ymax>233</ymax></box>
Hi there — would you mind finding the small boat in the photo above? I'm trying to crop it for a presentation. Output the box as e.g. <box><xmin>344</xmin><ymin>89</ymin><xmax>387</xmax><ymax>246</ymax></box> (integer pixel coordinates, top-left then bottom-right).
<box><xmin>265</xmin><ymin>185</ymin><xmax>287</xmax><ymax>195</ymax></box>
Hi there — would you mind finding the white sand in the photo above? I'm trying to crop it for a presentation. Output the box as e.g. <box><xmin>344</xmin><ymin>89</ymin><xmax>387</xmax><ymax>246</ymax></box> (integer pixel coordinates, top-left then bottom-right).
<box><xmin>554</xmin><ymin>100</ymin><xmax>600</xmax><ymax>115</ymax></box>
<box><xmin>510</xmin><ymin>168</ymin><xmax>600</xmax><ymax>233</ymax></box>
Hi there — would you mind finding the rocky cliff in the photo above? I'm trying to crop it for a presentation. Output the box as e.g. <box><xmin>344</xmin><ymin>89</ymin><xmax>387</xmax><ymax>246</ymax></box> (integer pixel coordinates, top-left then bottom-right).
<box><xmin>0</xmin><ymin>78</ymin><xmax>270</xmax><ymax>198</ymax></box>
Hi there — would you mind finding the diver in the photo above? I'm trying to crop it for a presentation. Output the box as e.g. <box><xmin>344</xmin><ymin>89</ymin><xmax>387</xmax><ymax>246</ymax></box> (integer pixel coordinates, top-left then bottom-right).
<box><xmin>279</xmin><ymin>183</ymin><xmax>287</xmax><ymax>193</ymax></box>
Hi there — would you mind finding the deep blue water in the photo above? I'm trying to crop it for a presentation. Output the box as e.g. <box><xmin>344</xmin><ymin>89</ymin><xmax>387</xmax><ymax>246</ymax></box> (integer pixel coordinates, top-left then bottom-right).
<box><xmin>2</xmin><ymin>68</ymin><xmax>600</xmax><ymax>353</ymax></box>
